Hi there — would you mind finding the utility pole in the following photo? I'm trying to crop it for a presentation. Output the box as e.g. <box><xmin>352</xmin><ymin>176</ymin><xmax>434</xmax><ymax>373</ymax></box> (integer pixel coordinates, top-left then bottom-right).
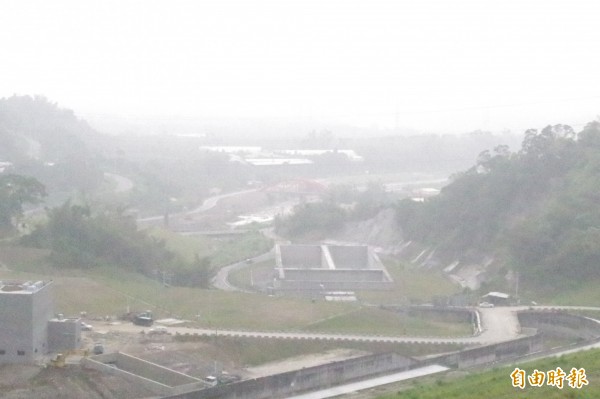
<box><xmin>515</xmin><ymin>270</ymin><xmax>519</xmax><ymax>304</ymax></box>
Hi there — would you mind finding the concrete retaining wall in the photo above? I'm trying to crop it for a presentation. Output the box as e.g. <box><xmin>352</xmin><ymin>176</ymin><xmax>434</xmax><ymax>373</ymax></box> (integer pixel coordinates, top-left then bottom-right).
<box><xmin>384</xmin><ymin>306</ymin><xmax>475</xmax><ymax>323</ymax></box>
<box><xmin>283</xmin><ymin>268</ymin><xmax>389</xmax><ymax>282</ymax></box>
<box><xmin>277</xmin><ymin>278</ymin><xmax>394</xmax><ymax>291</ymax></box>
<box><xmin>83</xmin><ymin>354</ymin><xmax>174</xmax><ymax>396</ymax></box>
<box><xmin>165</xmin><ymin>352</ymin><xmax>413</xmax><ymax>399</ymax></box>
<box><xmin>518</xmin><ymin>311</ymin><xmax>600</xmax><ymax>340</ymax></box>
<box><xmin>83</xmin><ymin>352</ymin><xmax>204</xmax><ymax>396</ymax></box>
<box><xmin>115</xmin><ymin>352</ymin><xmax>202</xmax><ymax>387</ymax></box>
<box><xmin>419</xmin><ymin>334</ymin><xmax>544</xmax><ymax>369</ymax></box>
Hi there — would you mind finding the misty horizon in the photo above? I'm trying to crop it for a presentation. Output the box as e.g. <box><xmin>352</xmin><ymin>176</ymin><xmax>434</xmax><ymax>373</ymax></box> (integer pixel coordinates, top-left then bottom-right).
<box><xmin>2</xmin><ymin>0</ymin><xmax>599</xmax><ymax>136</ymax></box>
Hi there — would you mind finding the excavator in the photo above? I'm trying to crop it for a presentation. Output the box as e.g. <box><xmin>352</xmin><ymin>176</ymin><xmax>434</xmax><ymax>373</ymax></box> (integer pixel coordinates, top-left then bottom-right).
<box><xmin>121</xmin><ymin>310</ymin><xmax>154</xmax><ymax>326</ymax></box>
<box><xmin>133</xmin><ymin>310</ymin><xmax>154</xmax><ymax>326</ymax></box>
<box><xmin>50</xmin><ymin>349</ymin><xmax>90</xmax><ymax>367</ymax></box>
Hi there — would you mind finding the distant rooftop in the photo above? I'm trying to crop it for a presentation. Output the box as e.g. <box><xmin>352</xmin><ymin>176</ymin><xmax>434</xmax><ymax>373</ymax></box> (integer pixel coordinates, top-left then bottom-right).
<box><xmin>277</xmin><ymin>149</ymin><xmax>364</xmax><ymax>162</ymax></box>
<box><xmin>484</xmin><ymin>291</ymin><xmax>510</xmax><ymax>299</ymax></box>
<box><xmin>0</xmin><ymin>280</ymin><xmax>50</xmax><ymax>294</ymax></box>
<box><xmin>246</xmin><ymin>158</ymin><xmax>313</xmax><ymax>166</ymax></box>
<box><xmin>200</xmin><ymin>146</ymin><xmax>262</xmax><ymax>153</ymax></box>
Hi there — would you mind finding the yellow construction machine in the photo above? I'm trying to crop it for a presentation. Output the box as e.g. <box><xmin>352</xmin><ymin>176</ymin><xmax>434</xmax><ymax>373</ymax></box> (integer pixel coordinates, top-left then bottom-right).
<box><xmin>50</xmin><ymin>349</ymin><xmax>90</xmax><ymax>367</ymax></box>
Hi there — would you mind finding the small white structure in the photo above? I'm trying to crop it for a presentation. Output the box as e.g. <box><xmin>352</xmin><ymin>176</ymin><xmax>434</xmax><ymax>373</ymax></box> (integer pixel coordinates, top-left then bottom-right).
<box><xmin>482</xmin><ymin>291</ymin><xmax>510</xmax><ymax>306</ymax></box>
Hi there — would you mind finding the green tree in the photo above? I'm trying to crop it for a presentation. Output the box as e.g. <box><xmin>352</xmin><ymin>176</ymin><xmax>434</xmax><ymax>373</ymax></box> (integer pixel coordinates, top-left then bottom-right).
<box><xmin>23</xmin><ymin>201</ymin><xmax>177</xmax><ymax>271</ymax></box>
<box><xmin>0</xmin><ymin>174</ymin><xmax>46</xmax><ymax>229</ymax></box>
<box><xmin>275</xmin><ymin>201</ymin><xmax>347</xmax><ymax>237</ymax></box>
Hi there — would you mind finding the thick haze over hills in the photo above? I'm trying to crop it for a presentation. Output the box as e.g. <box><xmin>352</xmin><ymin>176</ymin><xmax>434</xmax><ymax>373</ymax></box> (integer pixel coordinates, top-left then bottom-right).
<box><xmin>2</xmin><ymin>0</ymin><xmax>600</xmax><ymax>135</ymax></box>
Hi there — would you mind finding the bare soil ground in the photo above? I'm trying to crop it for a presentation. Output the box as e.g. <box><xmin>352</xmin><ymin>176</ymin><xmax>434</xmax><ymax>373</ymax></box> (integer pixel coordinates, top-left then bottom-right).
<box><xmin>0</xmin><ymin>328</ymin><xmax>374</xmax><ymax>399</ymax></box>
<box><xmin>244</xmin><ymin>348</ymin><xmax>370</xmax><ymax>378</ymax></box>
<box><xmin>0</xmin><ymin>364</ymin><xmax>159</xmax><ymax>399</ymax></box>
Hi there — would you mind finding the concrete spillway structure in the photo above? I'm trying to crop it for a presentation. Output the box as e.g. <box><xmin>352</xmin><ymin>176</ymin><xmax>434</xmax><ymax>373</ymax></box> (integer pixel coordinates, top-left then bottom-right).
<box><xmin>274</xmin><ymin>244</ymin><xmax>393</xmax><ymax>292</ymax></box>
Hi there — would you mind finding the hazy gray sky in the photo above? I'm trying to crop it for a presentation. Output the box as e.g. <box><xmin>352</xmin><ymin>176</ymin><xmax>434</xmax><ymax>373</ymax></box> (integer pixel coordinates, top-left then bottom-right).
<box><xmin>2</xmin><ymin>0</ymin><xmax>599</xmax><ymax>133</ymax></box>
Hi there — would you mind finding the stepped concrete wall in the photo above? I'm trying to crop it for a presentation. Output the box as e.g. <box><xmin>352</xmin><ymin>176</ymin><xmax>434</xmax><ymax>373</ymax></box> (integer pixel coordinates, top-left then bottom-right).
<box><xmin>165</xmin><ymin>352</ymin><xmax>413</xmax><ymax>399</ymax></box>
<box><xmin>518</xmin><ymin>310</ymin><xmax>600</xmax><ymax>340</ymax></box>
<box><xmin>83</xmin><ymin>352</ymin><xmax>204</xmax><ymax>396</ymax></box>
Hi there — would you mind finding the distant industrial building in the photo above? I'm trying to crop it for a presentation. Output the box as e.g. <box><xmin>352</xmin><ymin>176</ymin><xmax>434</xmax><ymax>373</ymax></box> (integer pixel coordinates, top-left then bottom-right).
<box><xmin>274</xmin><ymin>244</ymin><xmax>393</xmax><ymax>293</ymax></box>
<box><xmin>245</xmin><ymin>158</ymin><xmax>313</xmax><ymax>166</ymax></box>
<box><xmin>277</xmin><ymin>149</ymin><xmax>364</xmax><ymax>162</ymax></box>
<box><xmin>199</xmin><ymin>146</ymin><xmax>364</xmax><ymax>165</ymax></box>
<box><xmin>199</xmin><ymin>146</ymin><xmax>262</xmax><ymax>154</ymax></box>
<box><xmin>0</xmin><ymin>280</ymin><xmax>80</xmax><ymax>364</ymax></box>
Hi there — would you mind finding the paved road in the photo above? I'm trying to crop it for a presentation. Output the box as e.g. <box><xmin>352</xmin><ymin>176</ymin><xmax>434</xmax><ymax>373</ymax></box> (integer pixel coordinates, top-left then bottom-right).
<box><xmin>137</xmin><ymin>189</ymin><xmax>257</xmax><ymax>223</ymax></box>
<box><xmin>478</xmin><ymin>306</ymin><xmax>522</xmax><ymax>342</ymax></box>
<box><xmin>211</xmin><ymin>250</ymin><xmax>275</xmax><ymax>292</ymax></box>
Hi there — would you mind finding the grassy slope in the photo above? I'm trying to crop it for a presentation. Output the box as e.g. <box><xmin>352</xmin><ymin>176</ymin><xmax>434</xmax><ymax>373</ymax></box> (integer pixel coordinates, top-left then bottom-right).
<box><xmin>361</xmin><ymin>258</ymin><xmax>461</xmax><ymax>304</ymax></box>
<box><xmin>148</xmin><ymin>227</ymin><xmax>272</xmax><ymax>267</ymax></box>
<box><xmin>0</xmin><ymin>245</ymin><xmax>469</xmax><ymax>336</ymax></box>
<box><xmin>302</xmin><ymin>307</ymin><xmax>472</xmax><ymax>337</ymax></box>
<box><xmin>378</xmin><ymin>349</ymin><xmax>600</xmax><ymax>399</ymax></box>
<box><xmin>227</xmin><ymin>259</ymin><xmax>275</xmax><ymax>291</ymax></box>
<box><xmin>542</xmin><ymin>280</ymin><xmax>600</xmax><ymax>306</ymax></box>
<box><xmin>176</xmin><ymin>336</ymin><xmax>462</xmax><ymax>367</ymax></box>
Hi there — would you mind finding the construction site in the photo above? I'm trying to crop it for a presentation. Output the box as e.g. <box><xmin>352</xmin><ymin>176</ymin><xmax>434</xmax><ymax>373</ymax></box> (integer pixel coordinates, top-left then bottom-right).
<box><xmin>3</xmin><ymin>273</ymin><xmax>600</xmax><ymax>399</ymax></box>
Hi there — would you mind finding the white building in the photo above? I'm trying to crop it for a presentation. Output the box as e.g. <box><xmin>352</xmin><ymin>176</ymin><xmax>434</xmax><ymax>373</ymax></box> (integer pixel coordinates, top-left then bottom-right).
<box><xmin>0</xmin><ymin>280</ymin><xmax>80</xmax><ymax>364</ymax></box>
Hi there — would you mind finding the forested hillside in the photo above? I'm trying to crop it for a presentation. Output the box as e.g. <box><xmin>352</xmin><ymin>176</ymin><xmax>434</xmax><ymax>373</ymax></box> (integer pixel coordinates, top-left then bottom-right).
<box><xmin>396</xmin><ymin>121</ymin><xmax>600</xmax><ymax>291</ymax></box>
<box><xmin>0</xmin><ymin>95</ymin><xmax>103</xmax><ymax>192</ymax></box>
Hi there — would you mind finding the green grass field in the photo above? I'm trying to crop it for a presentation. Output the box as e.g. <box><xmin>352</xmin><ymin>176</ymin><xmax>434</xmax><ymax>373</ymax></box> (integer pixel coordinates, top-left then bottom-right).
<box><xmin>227</xmin><ymin>259</ymin><xmax>275</xmax><ymax>291</ymax></box>
<box><xmin>148</xmin><ymin>227</ymin><xmax>272</xmax><ymax>267</ymax></box>
<box><xmin>175</xmin><ymin>335</ymin><xmax>462</xmax><ymax>367</ymax></box>
<box><xmin>0</xmin><ymin>245</ymin><xmax>471</xmax><ymax>336</ymax></box>
<box><xmin>541</xmin><ymin>280</ymin><xmax>600</xmax><ymax>307</ymax></box>
<box><xmin>378</xmin><ymin>349</ymin><xmax>600</xmax><ymax>399</ymax></box>
<box><xmin>302</xmin><ymin>307</ymin><xmax>472</xmax><ymax>337</ymax></box>
<box><xmin>361</xmin><ymin>258</ymin><xmax>461</xmax><ymax>305</ymax></box>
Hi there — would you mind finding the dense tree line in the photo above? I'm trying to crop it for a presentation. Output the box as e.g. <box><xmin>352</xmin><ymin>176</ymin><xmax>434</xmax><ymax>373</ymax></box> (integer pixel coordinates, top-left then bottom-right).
<box><xmin>275</xmin><ymin>182</ymin><xmax>394</xmax><ymax>238</ymax></box>
<box><xmin>23</xmin><ymin>202</ymin><xmax>175</xmax><ymax>269</ymax></box>
<box><xmin>0</xmin><ymin>174</ymin><xmax>46</xmax><ymax>231</ymax></box>
<box><xmin>396</xmin><ymin>121</ymin><xmax>600</xmax><ymax>289</ymax></box>
<box><xmin>275</xmin><ymin>201</ymin><xmax>347</xmax><ymax>237</ymax></box>
<box><xmin>21</xmin><ymin>202</ymin><xmax>214</xmax><ymax>287</ymax></box>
